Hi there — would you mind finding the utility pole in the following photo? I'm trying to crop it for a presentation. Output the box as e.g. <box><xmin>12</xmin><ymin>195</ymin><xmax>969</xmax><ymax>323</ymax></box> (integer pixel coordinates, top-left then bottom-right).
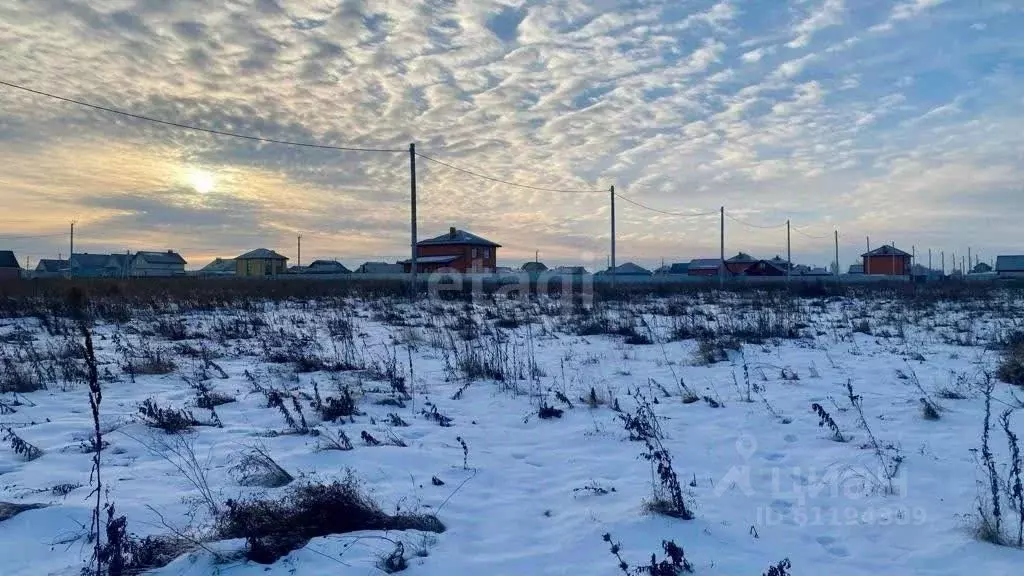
<box><xmin>941</xmin><ymin>251</ymin><xmax>945</xmax><ymax>276</ymax></box>
<box><xmin>786</xmin><ymin>219</ymin><xmax>791</xmax><ymax>285</ymax></box>
<box><xmin>968</xmin><ymin>247</ymin><xmax>972</xmax><ymax>273</ymax></box>
<box><xmin>69</xmin><ymin>220</ymin><xmax>75</xmax><ymax>279</ymax></box>
<box><xmin>535</xmin><ymin>250</ymin><xmax>539</xmax><ymax>264</ymax></box>
<box><xmin>297</xmin><ymin>235</ymin><xmax>302</xmax><ymax>268</ymax></box>
<box><xmin>928</xmin><ymin>248</ymin><xmax>932</xmax><ymax>272</ymax></box>
<box><xmin>834</xmin><ymin>230</ymin><xmax>840</xmax><ymax>282</ymax></box>
<box><xmin>719</xmin><ymin>206</ymin><xmax>725</xmax><ymax>288</ymax></box>
<box><xmin>610</xmin><ymin>185</ymin><xmax>616</xmax><ymax>287</ymax></box>
<box><xmin>865</xmin><ymin>236</ymin><xmax>870</xmax><ymax>275</ymax></box>
<box><xmin>409</xmin><ymin>143</ymin><xmax>417</xmax><ymax>298</ymax></box>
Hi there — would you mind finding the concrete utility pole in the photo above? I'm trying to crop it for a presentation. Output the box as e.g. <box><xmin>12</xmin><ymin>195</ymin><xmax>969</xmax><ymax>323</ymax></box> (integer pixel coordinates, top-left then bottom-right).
<box><xmin>941</xmin><ymin>251</ymin><xmax>945</xmax><ymax>275</ymax></box>
<box><xmin>786</xmin><ymin>219</ymin><xmax>791</xmax><ymax>285</ymax></box>
<box><xmin>928</xmin><ymin>248</ymin><xmax>932</xmax><ymax>272</ymax></box>
<box><xmin>69</xmin><ymin>221</ymin><xmax>75</xmax><ymax>279</ymax></box>
<box><xmin>297</xmin><ymin>235</ymin><xmax>302</xmax><ymax>268</ymax></box>
<box><xmin>719</xmin><ymin>206</ymin><xmax>725</xmax><ymax>288</ymax></box>
<box><xmin>865</xmin><ymin>236</ymin><xmax>870</xmax><ymax>275</ymax></box>
<box><xmin>610</xmin><ymin>185</ymin><xmax>616</xmax><ymax>287</ymax></box>
<box><xmin>409</xmin><ymin>143</ymin><xmax>418</xmax><ymax>297</ymax></box>
<box><xmin>968</xmin><ymin>247</ymin><xmax>972</xmax><ymax>273</ymax></box>
<box><xmin>834</xmin><ymin>230</ymin><xmax>840</xmax><ymax>282</ymax></box>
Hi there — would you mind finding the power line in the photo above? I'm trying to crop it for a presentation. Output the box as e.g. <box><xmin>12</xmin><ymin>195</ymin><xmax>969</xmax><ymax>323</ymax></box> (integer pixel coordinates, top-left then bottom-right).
<box><xmin>613</xmin><ymin>193</ymin><xmax>719</xmax><ymax>218</ymax></box>
<box><xmin>0</xmin><ymin>80</ymin><xmax>405</xmax><ymax>153</ymax></box>
<box><xmin>792</xmin><ymin>226</ymin><xmax>832</xmax><ymax>240</ymax></box>
<box><xmin>414</xmin><ymin>152</ymin><xmax>606</xmax><ymax>194</ymax></box>
<box><xmin>725</xmin><ymin>212</ymin><xmax>787</xmax><ymax>230</ymax></box>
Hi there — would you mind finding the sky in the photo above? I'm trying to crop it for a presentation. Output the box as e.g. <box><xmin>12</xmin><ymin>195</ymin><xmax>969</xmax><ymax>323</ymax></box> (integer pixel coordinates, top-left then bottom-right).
<box><xmin>0</xmin><ymin>0</ymin><xmax>1021</xmax><ymax>271</ymax></box>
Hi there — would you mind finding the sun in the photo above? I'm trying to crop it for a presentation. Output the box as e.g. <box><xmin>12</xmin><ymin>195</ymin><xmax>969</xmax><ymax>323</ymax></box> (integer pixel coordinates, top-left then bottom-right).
<box><xmin>186</xmin><ymin>168</ymin><xmax>216</xmax><ymax>194</ymax></box>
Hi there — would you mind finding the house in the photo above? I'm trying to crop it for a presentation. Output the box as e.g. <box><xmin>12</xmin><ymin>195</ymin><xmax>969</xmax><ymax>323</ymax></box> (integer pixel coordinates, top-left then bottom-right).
<box><xmin>553</xmin><ymin>266</ymin><xmax>588</xmax><ymax>275</ymax></box>
<box><xmin>402</xmin><ymin>227</ymin><xmax>501</xmax><ymax>273</ymax></box>
<box><xmin>304</xmin><ymin>260</ymin><xmax>350</xmax><ymax>274</ymax></box>
<box><xmin>69</xmin><ymin>253</ymin><xmax>123</xmax><ymax>278</ymax></box>
<box><xmin>996</xmin><ymin>255</ymin><xmax>1024</xmax><ymax>278</ymax></box>
<box><xmin>742</xmin><ymin>260</ymin><xmax>787</xmax><ymax>276</ymax></box>
<box><xmin>655</xmin><ymin>263</ymin><xmax>690</xmax><ymax>275</ymax></box>
<box><xmin>235</xmin><ymin>249</ymin><xmax>288</xmax><ymax>277</ymax></box>
<box><xmin>847</xmin><ymin>264</ymin><xmax>864</xmax><ymax>275</ymax></box>
<box><xmin>199</xmin><ymin>258</ymin><xmax>236</xmax><ymax>276</ymax></box>
<box><xmin>862</xmin><ymin>245</ymin><xmax>912</xmax><ymax>275</ymax></box>
<box><xmin>725</xmin><ymin>252</ymin><xmax>757</xmax><ymax>274</ymax></box>
<box><xmin>521</xmin><ymin>261</ymin><xmax>548</xmax><ymax>273</ymax></box>
<box><xmin>130</xmin><ymin>251</ymin><xmax>186</xmax><ymax>277</ymax></box>
<box><xmin>972</xmin><ymin>262</ymin><xmax>993</xmax><ymax>274</ymax></box>
<box><xmin>355</xmin><ymin>262</ymin><xmax>403</xmax><ymax>274</ymax></box>
<box><xmin>599</xmin><ymin>262</ymin><xmax>652</xmax><ymax>276</ymax></box>
<box><xmin>797</xmin><ymin>266</ymin><xmax>831</xmax><ymax>277</ymax></box>
<box><xmin>34</xmin><ymin>259</ymin><xmax>68</xmax><ymax>278</ymax></box>
<box><xmin>0</xmin><ymin>251</ymin><xmax>21</xmax><ymax>281</ymax></box>
<box><xmin>687</xmin><ymin>259</ymin><xmax>723</xmax><ymax>277</ymax></box>
<box><xmin>768</xmin><ymin>256</ymin><xmax>792</xmax><ymax>271</ymax></box>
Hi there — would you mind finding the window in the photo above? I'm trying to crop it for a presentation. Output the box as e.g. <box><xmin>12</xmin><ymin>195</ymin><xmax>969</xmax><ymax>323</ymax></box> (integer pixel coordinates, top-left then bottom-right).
<box><xmin>472</xmin><ymin>248</ymin><xmax>478</xmax><ymax>258</ymax></box>
<box><xmin>484</xmin><ymin>249</ymin><xmax>490</xmax><ymax>259</ymax></box>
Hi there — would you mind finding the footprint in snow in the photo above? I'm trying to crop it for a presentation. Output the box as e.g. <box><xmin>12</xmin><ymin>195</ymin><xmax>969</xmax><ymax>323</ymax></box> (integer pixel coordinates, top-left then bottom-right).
<box><xmin>816</xmin><ymin>535</ymin><xmax>850</xmax><ymax>558</ymax></box>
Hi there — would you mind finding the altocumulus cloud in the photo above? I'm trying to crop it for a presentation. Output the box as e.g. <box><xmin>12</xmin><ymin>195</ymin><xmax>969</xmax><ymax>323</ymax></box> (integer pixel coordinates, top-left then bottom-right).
<box><xmin>0</xmin><ymin>0</ymin><xmax>1023</xmax><ymax>268</ymax></box>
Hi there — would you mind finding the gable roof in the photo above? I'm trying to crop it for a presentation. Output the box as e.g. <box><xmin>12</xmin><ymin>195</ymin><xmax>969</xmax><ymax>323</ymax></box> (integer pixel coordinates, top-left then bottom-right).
<box><xmin>0</xmin><ymin>250</ymin><xmax>20</xmax><ymax>268</ymax></box>
<box><xmin>688</xmin><ymin>258</ymin><xmax>722</xmax><ymax>270</ymax></box>
<box><xmin>400</xmin><ymin>255</ymin><xmax>459</xmax><ymax>264</ymax></box>
<box><xmin>862</xmin><ymin>245</ymin><xmax>911</xmax><ymax>258</ymax></box>
<box><xmin>135</xmin><ymin>250</ymin><xmax>187</xmax><ymax>265</ymax></box>
<box><xmin>553</xmin><ymin>266</ymin><xmax>588</xmax><ymax>274</ymax></box>
<box><xmin>996</xmin><ymin>255</ymin><xmax>1024</xmax><ymax>272</ymax></box>
<box><xmin>522</xmin><ymin>261</ymin><xmax>547</xmax><ymax>272</ymax></box>
<box><xmin>417</xmin><ymin>228</ymin><xmax>500</xmax><ymax>247</ymax></box>
<box><xmin>237</xmin><ymin>248</ymin><xmax>287</xmax><ymax>260</ymax></box>
<box><xmin>36</xmin><ymin>259</ymin><xmax>68</xmax><ymax>273</ymax></box>
<box><xmin>847</xmin><ymin>264</ymin><xmax>864</xmax><ymax>274</ymax></box>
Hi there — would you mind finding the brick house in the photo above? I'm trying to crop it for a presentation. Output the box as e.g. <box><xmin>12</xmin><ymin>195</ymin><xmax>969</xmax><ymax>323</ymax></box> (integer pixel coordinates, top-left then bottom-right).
<box><xmin>862</xmin><ymin>245</ymin><xmax>912</xmax><ymax>275</ymax></box>
<box><xmin>403</xmin><ymin>228</ymin><xmax>500</xmax><ymax>273</ymax></box>
<box><xmin>725</xmin><ymin>252</ymin><xmax>757</xmax><ymax>274</ymax></box>
<box><xmin>742</xmin><ymin>260</ymin><xmax>787</xmax><ymax>276</ymax></box>
<box><xmin>687</xmin><ymin>259</ymin><xmax>723</xmax><ymax>277</ymax></box>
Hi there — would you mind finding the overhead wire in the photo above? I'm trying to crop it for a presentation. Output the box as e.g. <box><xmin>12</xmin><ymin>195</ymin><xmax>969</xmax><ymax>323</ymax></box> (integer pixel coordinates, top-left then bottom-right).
<box><xmin>724</xmin><ymin>212</ymin><xmax>788</xmax><ymax>230</ymax></box>
<box><xmin>0</xmin><ymin>80</ymin><xmax>405</xmax><ymax>153</ymax></box>
<box><xmin>613</xmin><ymin>193</ymin><xmax>719</xmax><ymax>218</ymax></box>
<box><xmin>792</xmin><ymin>226</ymin><xmax>832</xmax><ymax>240</ymax></box>
<box><xmin>413</xmin><ymin>152</ymin><xmax>605</xmax><ymax>194</ymax></box>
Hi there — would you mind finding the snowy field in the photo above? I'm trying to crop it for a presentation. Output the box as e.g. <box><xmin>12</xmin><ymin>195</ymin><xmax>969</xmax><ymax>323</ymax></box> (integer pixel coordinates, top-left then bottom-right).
<box><xmin>2</xmin><ymin>287</ymin><xmax>1024</xmax><ymax>575</ymax></box>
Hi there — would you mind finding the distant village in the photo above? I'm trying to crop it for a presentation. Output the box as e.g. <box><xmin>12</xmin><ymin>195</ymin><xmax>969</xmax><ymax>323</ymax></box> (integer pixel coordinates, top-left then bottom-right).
<box><xmin>1</xmin><ymin>226</ymin><xmax>1022</xmax><ymax>281</ymax></box>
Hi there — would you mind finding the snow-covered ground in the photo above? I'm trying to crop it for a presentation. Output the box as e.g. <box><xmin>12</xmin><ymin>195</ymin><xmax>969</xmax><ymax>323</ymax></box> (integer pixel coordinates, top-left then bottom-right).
<box><xmin>2</xmin><ymin>291</ymin><xmax>1024</xmax><ymax>575</ymax></box>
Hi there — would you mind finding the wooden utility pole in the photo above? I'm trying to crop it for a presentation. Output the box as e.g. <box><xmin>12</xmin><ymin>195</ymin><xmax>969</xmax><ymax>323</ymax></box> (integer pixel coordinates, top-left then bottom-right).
<box><xmin>719</xmin><ymin>206</ymin><xmax>725</xmax><ymax>287</ymax></box>
<box><xmin>928</xmin><ymin>248</ymin><xmax>932</xmax><ymax>272</ymax></box>
<box><xmin>610</xmin><ymin>185</ymin><xmax>616</xmax><ymax>287</ymax></box>
<box><xmin>968</xmin><ymin>247</ymin><xmax>972</xmax><ymax>273</ymax></box>
<box><xmin>409</xmin><ymin>143</ymin><xmax>418</xmax><ymax>297</ymax></box>
<box><xmin>297</xmin><ymin>235</ymin><xmax>302</xmax><ymax>268</ymax></box>
<box><xmin>941</xmin><ymin>251</ymin><xmax>945</xmax><ymax>275</ymax></box>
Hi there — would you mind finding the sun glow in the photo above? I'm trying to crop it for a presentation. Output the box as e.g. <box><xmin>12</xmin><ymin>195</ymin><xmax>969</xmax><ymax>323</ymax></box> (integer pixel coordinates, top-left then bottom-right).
<box><xmin>186</xmin><ymin>168</ymin><xmax>215</xmax><ymax>194</ymax></box>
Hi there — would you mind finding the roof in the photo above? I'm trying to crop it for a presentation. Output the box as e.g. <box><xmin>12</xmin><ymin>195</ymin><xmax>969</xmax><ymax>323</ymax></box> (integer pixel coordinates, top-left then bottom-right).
<box><xmin>236</xmin><ymin>248</ymin><xmax>288</xmax><ymax>260</ymax></box>
<box><xmin>0</xmin><ymin>250</ymin><xmax>20</xmax><ymax>269</ymax></box>
<box><xmin>135</xmin><ymin>250</ymin><xmax>187</xmax><ymax>265</ymax></box>
<box><xmin>602</xmin><ymin>262</ymin><xmax>652</xmax><ymax>275</ymax></box>
<box><xmin>726</xmin><ymin>252</ymin><xmax>757</xmax><ymax>263</ymax></box>
<box><xmin>70</xmin><ymin>253</ymin><xmax>114</xmax><ymax>269</ymax></box>
<box><xmin>307</xmin><ymin>260</ymin><xmax>350</xmax><ymax>273</ymax></box>
<box><xmin>688</xmin><ymin>258</ymin><xmax>723</xmax><ymax>270</ymax></box>
<box><xmin>417</xmin><ymin>228</ymin><xmax>500</xmax><ymax>248</ymax></box>
<box><xmin>356</xmin><ymin>262</ymin><xmax>403</xmax><ymax>273</ymax></box>
<box><xmin>400</xmin><ymin>255</ymin><xmax>460</xmax><ymax>264</ymax></box>
<box><xmin>554</xmin><ymin>266</ymin><xmax>588</xmax><ymax>274</ymax></box>
<box><xmin>996</xmin><ymin>255</ymin><xmax>1024</xmax><ymax>272</ymax></box>
<box><xmin>847</xmin><ymin>264</ymin><xmax>864</xmax><ymax>274</ymax></box>
<box><xmin>200</xmin><ymin>258</ymin><xmax>236</xmax><ymax>273</ymax></box>
<box><xmin>862</xmin><ymin>245</ymin><xmax>911</xmax><ymax>258</ymax></box>
<box><xmin>799</xmin><ymin>266</ymin><xmax>831</xmax><ymax>276</ymax></box>
<box><xmin>522</xmin><ymin>261</ymin><xmax>548</xmax><ymax>272</ymax></box>
<box><xmin>35</xmin><ymin>259</ymin><xmax>67</xmax><ymax>273</ymax></box>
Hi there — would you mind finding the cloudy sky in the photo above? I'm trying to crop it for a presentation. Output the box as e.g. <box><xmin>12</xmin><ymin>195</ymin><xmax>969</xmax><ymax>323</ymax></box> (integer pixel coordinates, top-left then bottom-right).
<box><xmin>0</xmin><ymin>0</ymin><xmax>1021</xmax><ymax>270</ymax></box>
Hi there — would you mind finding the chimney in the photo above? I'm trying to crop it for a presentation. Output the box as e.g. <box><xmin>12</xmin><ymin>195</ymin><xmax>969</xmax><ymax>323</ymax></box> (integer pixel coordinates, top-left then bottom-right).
<box><xmin>449</xmin><ymin>227</ymin><xmax>456</xmax><ymax>239</ymax></box>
